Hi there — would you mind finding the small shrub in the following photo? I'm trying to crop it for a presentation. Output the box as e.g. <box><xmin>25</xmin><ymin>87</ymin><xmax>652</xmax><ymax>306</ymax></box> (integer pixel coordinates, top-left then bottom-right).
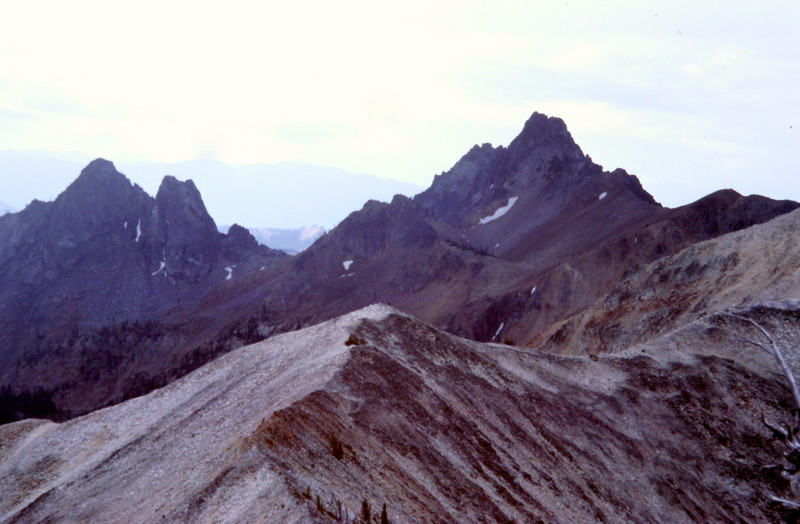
<box><xmin>361</xmin><ymin>499</ymin><xmax>372</xmax><ymax>523</ymax></box>
<box><xmin>502</xmin><ymin>338</ymin><xmax>516</xmax><ymax>346</ymax></box>
<box><xmin>328</xmin><ymin>434</ymin><xmax>345</xmax><ymax>459</ymax></box>
<box><xmin>345</xmin><ymin>334</ymin><xmax>367</xmax><ymax>346</ymax></box>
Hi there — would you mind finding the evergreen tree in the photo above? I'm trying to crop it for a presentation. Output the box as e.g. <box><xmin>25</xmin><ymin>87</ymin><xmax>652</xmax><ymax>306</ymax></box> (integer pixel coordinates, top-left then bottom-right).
<box><xmin>360</xmin><ymin>498</ymin><xmax>372</xmax><ymax>523</ymax></box>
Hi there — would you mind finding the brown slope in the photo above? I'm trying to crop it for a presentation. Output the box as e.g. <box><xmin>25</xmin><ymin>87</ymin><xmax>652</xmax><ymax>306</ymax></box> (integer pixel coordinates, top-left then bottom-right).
<box><xmin>2</xmin><ymin>304</ymin><xmax>797</xmax><ymax>522</ymax></box>
<box><xmin>434</xmin><ymin>189</ymin><xmax>798</xmax><ymax>347</ymax></box>
<box><xmin>534</xmin><ymin>206</ymin><xmax>800</xmax><ymax>355</ymax></box>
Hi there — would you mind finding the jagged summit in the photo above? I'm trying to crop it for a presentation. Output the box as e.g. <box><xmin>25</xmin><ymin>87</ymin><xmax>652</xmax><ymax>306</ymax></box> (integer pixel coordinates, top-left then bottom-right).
<box><xmin>55</xmin><ymin>158</ymin><xmax>145</xmax><ymax>210</ymax></box>
<box><xmin>0</xmin><ymin>160</ymin><xmax>287</xmax><ymax>415</ymax></box>
<box><xmin>155</xmin><ymin>176</ymin><xmax>213</xmax><ymax>231</ymax></box>
<box><xmin>73</xmin><ymin>157</ymin><xmax>125</xmax><ymax>182</ymax></box>
<box><xmin>414</xmin><ymin>111</ymin><xmax>653</xmax><ymax>233</ymax></box>
<box><xmin>505</xmin><ymin>111</ymin><xmax>585</xmax><ymax>163</ymax></box>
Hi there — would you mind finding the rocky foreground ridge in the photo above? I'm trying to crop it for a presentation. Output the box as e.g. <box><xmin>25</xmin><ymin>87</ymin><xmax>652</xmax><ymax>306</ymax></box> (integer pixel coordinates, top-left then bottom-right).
<box><xmin>2</xmin><ymin>297</ymin><xmax>799</xmax><ymax>522</ymax></box>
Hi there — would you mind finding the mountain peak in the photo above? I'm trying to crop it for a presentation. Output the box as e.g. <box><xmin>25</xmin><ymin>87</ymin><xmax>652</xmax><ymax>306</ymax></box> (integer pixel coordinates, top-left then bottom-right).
<box><xmin>520</xmin><ymin>111</ymin><xmax>569</xmax><ymax>137</ymax></box>
<box><xmin>505</xmin><ymin>111</ymin><xmax>584</xmax><ymax>164</ymax></box>
<box><xmin>80</xmin><ymin>157</ymin><xmax>118</xmax><ymax>176</ymax></box>
<box><xmin>414</xmin><ymin>111</ymin><xmax>592</xmax><ymax>226</ymax></box>
<box><xmin>62</xmin><ymin>158</ymin><xmax>133</xmax><ymax>199</ymax></box>
<box><xmin>156</xmin><ymin>175</ymin><xmax>201</xmax><ymax>201</ymax></box>
<box><xmin>155</xmin><ymin>176</ymin><xmax>215</xmax><ymax>229</ymax></box>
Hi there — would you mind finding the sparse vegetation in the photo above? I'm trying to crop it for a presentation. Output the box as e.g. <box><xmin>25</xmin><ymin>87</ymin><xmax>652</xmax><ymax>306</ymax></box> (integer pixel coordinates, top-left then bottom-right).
<box><xmin>0</xmin><ymin>386</ymin><xmax>60</xmax><ymax>424</ymax></box>
<box><xmin>360</xmin><ymin>499</ymin><xmax>372</xmax><ymax>523</ymax></box>
<box><xmin>502</xmin><ymin>337</ymin><xmax>516</xmax><ymax>346</ymax></box>
<box><xmin>345</xmin><ymin>334</ymin><xmax>367</xmax><ymax>346</ymax></box>
<box><xmin>328</xmin><ymin>434</ymin><xmax>345</xmax><ymax>460</ymax></box>
<box><xmin>719</xmin><ymin>309</ymin><xmax>800</xmax><ymax>512</ymax></box>
<box><xmin>297</xmin><ymin>486</ymin><xmax>391</xmax><ymax>524</ymax></box>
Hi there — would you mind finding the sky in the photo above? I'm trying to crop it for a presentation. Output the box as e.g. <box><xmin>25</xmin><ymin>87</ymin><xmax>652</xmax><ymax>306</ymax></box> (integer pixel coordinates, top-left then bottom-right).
<box><xmin>0</xmin><ymin>0</ymin><xmax>798</xmax><ymax>211</ymax></box>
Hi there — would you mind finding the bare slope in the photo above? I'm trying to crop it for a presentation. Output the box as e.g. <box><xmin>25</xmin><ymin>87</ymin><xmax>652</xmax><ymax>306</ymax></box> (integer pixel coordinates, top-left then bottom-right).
<box><xmin>2</xmin><ymin>304</ymin><xmax>798</xmax><ymax>523</ymax></box>
<box><xmin>537</xmin><ymin>207</ymin><xmax>800</xmax><ymax>355</ymax></box>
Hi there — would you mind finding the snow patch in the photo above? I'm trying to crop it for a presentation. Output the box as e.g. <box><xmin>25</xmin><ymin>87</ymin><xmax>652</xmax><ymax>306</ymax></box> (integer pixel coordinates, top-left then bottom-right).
<box><xmin>225</xmin><ymin>266</ymin><xmax>234</xmax><ymax>280</ymax></box>
<box><xmin>152</xmin><ymin>248</ymin><xmax>167</xmax><ymax>276</ymax></box>
<box><xmin>598</xmin><ymin>192</ymin><xmax>608</xmax><ymax>200</ymax></box>
<box><xmin>479</xmin><ymin>196</ymin><xmax>518</xmax><ymax>225</ymax></box>
<box><xmin>494</xmin><ymin>243</ymin><xmax>500</xmax><ymax>249</ymax></box>
<box><xmin>343</xmin><ymin>260</ymin><xmax>353</xmax><ymax>271</ymax></box>
<box><xmin>124</xmin><ymin>221</ymin><xmax>128</xmax><ymax>229</ymax></box>
<box><xmin>135</xmin><ymin>219</ymin><xmax>142</xmax><ymax>242</ymax></box>
<box><xmin>530</xmin><ymin>286</ymin><xmax>537</xmax><ymax>295</ymax></box>
<box><xmin>152</xmin><ymin>260</ymin><xmax>166</xmax><ymax>276</ymax></box>
<box><xmin>493</xmin><ymin>322</ymin><xmax>505</xmax><ymax>341</ymax></box>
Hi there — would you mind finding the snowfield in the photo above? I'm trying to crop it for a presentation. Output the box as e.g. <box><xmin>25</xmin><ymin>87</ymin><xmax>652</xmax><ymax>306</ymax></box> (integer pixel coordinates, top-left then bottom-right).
<box><xmin>479</xmin><ymin>197</ymin><xmax>518</xmax><ymax>225</ymax></box>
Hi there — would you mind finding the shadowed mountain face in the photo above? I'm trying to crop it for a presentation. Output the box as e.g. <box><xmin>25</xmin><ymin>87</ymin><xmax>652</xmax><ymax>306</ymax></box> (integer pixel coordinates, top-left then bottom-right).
<box><xmin>0</xmin><ymin>113</ymin><xmax>797</xmax><ymax>424</ymax></box>
<box><xmin>0</xmin><ymin>160</ymin><xmax>287</xmax><ymax>419</ymax></box>
<box><xmin>2</xmin><ymin>303</ymin><xmax>798</xmax><ymax>522</ymax></box>
<box><xmin>242</xmin><ymin>114</ymin><xmax>797</xmax><ymax>349</ymax></box>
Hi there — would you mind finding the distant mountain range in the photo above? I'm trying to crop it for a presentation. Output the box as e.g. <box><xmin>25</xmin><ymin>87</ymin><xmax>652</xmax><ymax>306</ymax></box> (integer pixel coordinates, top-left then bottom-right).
<box><xmin>219</xmin><ymin>224</ymin><xmax>326</xmax><ymax>254</ymax></box>
<box><xmin>2</xmin><ymin>112</ymin><xmax>800</xmax><ymax>521</ymax></box>
<box><xmin>0</xmin><ymin>152</ymin><xmax>422</xmax><ymax>230</ymax></box>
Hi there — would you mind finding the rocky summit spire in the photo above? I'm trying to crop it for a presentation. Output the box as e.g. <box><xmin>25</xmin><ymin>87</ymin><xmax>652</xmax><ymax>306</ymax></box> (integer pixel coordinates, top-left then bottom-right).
<box><xmin>504</xmin><ymin>112</ymin><xmax>585</xmax><ymax>165</ymax></box>
<box><xmin>143</xmin><ymin>176</ymin><xmax>222</xmax><ymax>282</ymax></box>
<box><xmin>414</xmin><ymin>111</ymin><xmax>594</xmax><ymax>227</ymax></box>
<box><xmin>155</xmin><ymin>176</ymin><xmax>217</xmax><ymax>236</ymax></box>
<box><xmin>57</xmin><ymin>158</ymin><xmax>140</xmax><ymax>207</ymax></box>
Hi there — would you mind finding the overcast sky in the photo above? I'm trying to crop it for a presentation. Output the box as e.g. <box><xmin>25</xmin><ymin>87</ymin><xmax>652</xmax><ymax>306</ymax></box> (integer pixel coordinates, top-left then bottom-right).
<box><xmin>1</xmin><ymin>1</ymin><xmax>798</xmax><ymax>209</ymax></box>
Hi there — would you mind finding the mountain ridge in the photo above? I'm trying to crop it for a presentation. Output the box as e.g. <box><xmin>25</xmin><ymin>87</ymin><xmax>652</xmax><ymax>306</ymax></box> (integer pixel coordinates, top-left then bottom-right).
<box><xmin>3</xmin><ymin>110</ymin><xmax>800</xmax><ymax>521</ymax></box>
<box><xmin>1</xmin><ymin>112</ymin><xmax>797</xmax><ymax>426</ymax></box>
<box><xmin>2</xmin><ymin>301</ymin><xmax>797</xmax><ymax>522</ymax></box>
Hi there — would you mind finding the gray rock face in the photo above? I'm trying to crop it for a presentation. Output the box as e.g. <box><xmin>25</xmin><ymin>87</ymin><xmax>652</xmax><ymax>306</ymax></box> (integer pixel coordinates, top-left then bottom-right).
<box><xmin>146</xmin><ymin>175</ymin><xmax>222</xmax><ymax>282</ymax></box>
<box><xmin>0</xmin><ymin>159</ymin><xmax>286</xmax><ymax>420</ymax></box>
<box><xmin>414</xmin><ymin>112</ymin><xmax>649</xmax><ymax>231</ymax></box>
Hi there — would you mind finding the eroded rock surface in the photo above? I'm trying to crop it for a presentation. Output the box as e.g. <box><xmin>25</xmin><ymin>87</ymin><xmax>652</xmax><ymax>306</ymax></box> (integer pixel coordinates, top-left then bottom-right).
<box><xmin>2</xmin><ymin>304</ymin><xmax>797</xmax><ymax>523</ymax></box>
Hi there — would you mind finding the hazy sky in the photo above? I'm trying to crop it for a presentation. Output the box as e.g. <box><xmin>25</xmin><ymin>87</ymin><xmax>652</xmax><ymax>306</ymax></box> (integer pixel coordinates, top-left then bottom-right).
<box><xmin>1</xmin><ymin>1</ymin><xmax>798</xmax><ymax>208</ymax></box>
